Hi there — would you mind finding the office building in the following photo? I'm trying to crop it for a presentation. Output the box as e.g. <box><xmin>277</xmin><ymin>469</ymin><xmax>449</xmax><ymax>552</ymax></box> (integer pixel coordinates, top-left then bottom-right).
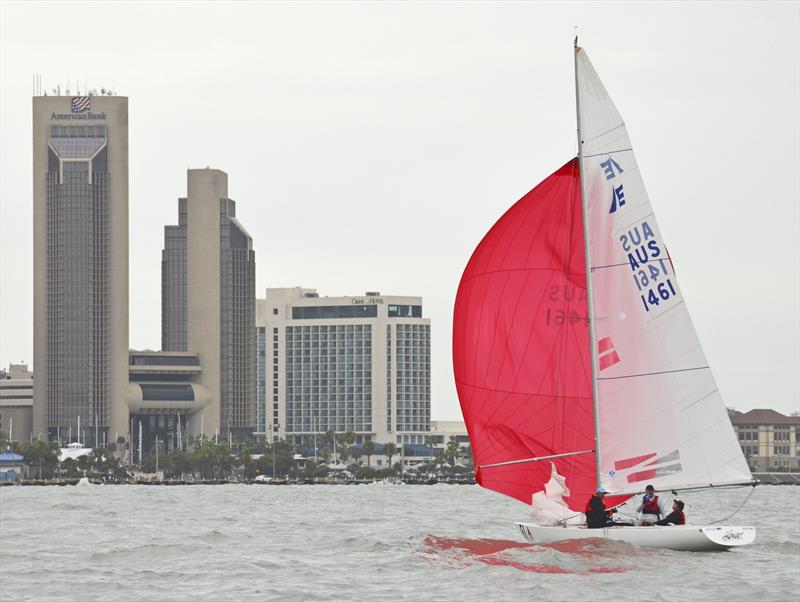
<box><xmin>32</xmin><ymin>93</ymin><xmax>129</xmax><ymax>446</ymax></box>
<box><xmin>161</xmin><ymin>169</ymin><xmax>256</xmax><ymax>440</ymax></box>
<box><xmin>0</xmin><ymin>364</ymin><xmax>34</xmax><ymax>443</ymax></box>
<box><xmin>256</xmin><ymin>288</ymin><xmax>431</xmax><ymax>445</ymax></box>
<box><xmin>126</xmin><ymin>350</ymin><xmax>208</xmax><ymax>457</ymax></box>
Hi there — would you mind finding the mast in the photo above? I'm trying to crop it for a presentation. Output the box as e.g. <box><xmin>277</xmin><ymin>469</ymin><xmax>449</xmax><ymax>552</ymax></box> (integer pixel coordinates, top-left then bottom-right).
<box><xmin>574</xmin><ymin>38</ymin><xmax>603</xmax><ymax>489</ymax></box>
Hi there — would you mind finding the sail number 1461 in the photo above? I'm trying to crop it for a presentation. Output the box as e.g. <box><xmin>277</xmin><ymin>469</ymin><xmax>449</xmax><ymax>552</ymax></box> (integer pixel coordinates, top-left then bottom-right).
<box><xmin>640</xmin><ymin>279</ymin><xmax>677</xmax><ymax>312</ymax></box>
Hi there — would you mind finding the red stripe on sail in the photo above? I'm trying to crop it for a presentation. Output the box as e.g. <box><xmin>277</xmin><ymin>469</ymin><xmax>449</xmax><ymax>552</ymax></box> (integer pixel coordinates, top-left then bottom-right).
<box><xmin>453</xmin><ymin>158</ymin><xmax>627</xmax><ymax>512</ymax></box>
<box><xmin>597</xmin><ymin>337</ymin><xmax>613</xmax><ymax>354</ymax></box>
<box><xmin>614</xmin><ymin>453</ymin><xmax>657</xmax><ymax>471</ymax></box>
<box><xmin>627</xmin><ymin>469</ymin><xmax>657</xmax><ymax>483</ymax></box>
<box><xmin>598</xmin><ymin>351</ymin><xmax>620</xmax><ymax>371</ymax></box>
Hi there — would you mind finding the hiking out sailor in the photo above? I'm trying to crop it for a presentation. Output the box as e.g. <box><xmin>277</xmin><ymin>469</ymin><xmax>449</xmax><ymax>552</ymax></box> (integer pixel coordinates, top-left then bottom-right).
<box><xmin>636</xmin><ymin>484</ymin><xmax>666</xmax><ymax>525</ymax></box>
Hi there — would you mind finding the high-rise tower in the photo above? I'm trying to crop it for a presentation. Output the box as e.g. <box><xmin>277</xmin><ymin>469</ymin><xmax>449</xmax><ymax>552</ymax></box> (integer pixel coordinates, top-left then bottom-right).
<box><xmin>162</xmin><ymin>169</ymin><xmax>256</xmax><ymax>439</ymax></box>
<box><xmin>32</xmin><ymin>94</ymin><xmax>129</xmax><ymax>446</ymax></box>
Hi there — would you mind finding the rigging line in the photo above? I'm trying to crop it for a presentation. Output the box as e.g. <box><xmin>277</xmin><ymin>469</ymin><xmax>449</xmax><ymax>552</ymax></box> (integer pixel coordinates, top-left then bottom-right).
<box><xmin>479</xmin><ymin>448</ymin><xmax>594</xmax><ymax>469</ymax></box>
<box><xmin>706</xmin><ymin>483</ymin><xmax>759</xmax><ymax>525</ymax></box>
<box><xmin>590</xmin><ymin>258</ymin><xmax>672</xmax><ymax>271</ymax></box>
<box><xmin>597</xmin><ymin>366</ymin><xmax>710</xmax><ymax>381</ymax></box>
<box><xmin>582</xmin><ymin>148</ymin><xmax>633</xmax><ymax>158</ymax></box>
<box><xmin>458</xmin><ymin>266</ymin><xmax>588</xmax><ymax>287</ymax></box>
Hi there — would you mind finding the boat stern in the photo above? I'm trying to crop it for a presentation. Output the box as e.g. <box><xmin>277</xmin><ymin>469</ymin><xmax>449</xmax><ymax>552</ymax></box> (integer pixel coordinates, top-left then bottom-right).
<box><xmin>700</xmin><ymin>526</ymin><xmax>757</xmax><ymax>548</ymax></box>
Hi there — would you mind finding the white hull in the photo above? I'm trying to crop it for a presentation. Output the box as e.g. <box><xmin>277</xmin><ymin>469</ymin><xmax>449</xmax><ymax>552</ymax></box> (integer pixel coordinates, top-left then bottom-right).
<box><xmin>517</xmin><ymin>522</ymin><xmax>756</xmax><ymax>552</ymax></box>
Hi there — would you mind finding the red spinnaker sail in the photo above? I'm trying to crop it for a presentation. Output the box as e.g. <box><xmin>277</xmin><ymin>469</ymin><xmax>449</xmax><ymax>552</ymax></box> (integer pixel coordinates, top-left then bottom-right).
<box><xmin>453</xmin><ymin>158</ymin><xmax>598</xmax><ymax>511</ymax></box>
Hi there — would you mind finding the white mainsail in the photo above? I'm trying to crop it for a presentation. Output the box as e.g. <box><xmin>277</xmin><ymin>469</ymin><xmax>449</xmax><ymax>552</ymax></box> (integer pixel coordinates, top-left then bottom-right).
<box><xmin>575</xmin><ymin>47</ymin><xmax>752</xmax><ymax>495</ymax></box>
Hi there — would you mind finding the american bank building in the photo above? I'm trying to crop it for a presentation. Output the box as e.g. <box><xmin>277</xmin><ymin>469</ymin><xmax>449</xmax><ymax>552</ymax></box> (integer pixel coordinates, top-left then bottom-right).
<box><xmin>256</xmin><ymin>289</ymin><xmax>431</xmax><ymax>447</ymax></box>
<box><xmin>31</xmin><ymin>93</ymin><xmax>129</xmax><ymax>446</ymax></box>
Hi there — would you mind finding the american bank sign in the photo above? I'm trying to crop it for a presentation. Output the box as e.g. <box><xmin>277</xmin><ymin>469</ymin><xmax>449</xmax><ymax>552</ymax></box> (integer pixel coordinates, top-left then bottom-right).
<box><xmin>51</xmin><ymin>96</ymin><xmax>107</xmax><ymax>120</ymax></box>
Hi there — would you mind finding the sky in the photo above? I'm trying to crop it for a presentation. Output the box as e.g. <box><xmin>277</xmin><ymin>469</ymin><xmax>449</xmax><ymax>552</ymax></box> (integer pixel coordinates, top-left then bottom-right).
<box><xmin>1</xmin><ymin>1</ymin><xmax>798</xmax><ymax>419</ymax></box>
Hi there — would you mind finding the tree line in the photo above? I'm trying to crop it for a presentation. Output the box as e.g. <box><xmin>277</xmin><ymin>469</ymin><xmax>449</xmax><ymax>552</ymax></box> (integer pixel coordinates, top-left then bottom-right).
<box><xmin>0</xmin><ymin>430</ymin><xmax>473</xmax><ymax>481</ymax></box>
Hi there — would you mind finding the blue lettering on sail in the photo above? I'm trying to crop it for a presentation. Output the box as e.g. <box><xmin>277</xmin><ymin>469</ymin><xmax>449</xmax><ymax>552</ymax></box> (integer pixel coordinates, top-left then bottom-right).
<box><xmin>618</xmin><ymin>220</ymin><xmax>678</xmax><ymax>314</ymax></box>
<box><xmin>600</xmin><ymin>156</ymin><xmax>624</xmax><ymax>180</ymax></box>
<box><xmin>609</xmin><ymin>184</ymin><xmax>626</xmax><ymax>214</ymax></box>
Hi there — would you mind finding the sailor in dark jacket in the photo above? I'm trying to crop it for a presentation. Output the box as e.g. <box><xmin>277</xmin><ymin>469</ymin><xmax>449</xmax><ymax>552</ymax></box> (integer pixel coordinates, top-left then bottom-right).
<box><xmin>654</xmin><ymin>500</ymin><xmax>686</xmax><ymax>526</ymax></box>
<box><xmin>585</xmin><ymin>487</ymin><xmax>617</xmax><ymax>528</ymax></box>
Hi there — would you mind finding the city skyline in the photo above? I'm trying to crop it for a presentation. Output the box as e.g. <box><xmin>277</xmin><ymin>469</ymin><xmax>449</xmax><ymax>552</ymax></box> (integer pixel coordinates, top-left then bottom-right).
<box><xmin>1</xmin><ymin>2</ymin><xmax>799</xmax><ymax>419</ymax></box>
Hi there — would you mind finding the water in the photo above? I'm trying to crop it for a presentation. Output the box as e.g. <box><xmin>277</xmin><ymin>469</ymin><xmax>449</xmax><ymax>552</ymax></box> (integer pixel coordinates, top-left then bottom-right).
<box><xmin>1</xmin><ymin>483</ymin><xmax>798</xmax><ymax>601</ymax></box>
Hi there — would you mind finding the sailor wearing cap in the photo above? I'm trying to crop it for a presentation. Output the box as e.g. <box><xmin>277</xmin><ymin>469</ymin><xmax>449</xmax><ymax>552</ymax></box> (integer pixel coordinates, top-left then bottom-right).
<box><xmin>585</xmin><ymin>486</ymin><xmax>617</xmax><ymax>528</ymax></box>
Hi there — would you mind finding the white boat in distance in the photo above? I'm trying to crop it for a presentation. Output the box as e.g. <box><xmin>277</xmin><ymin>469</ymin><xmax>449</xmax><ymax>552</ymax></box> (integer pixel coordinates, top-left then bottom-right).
<box><xmin>452</xmin><ymin>40</ymin><xmax>757</xmax><ymax>552</ymax></box>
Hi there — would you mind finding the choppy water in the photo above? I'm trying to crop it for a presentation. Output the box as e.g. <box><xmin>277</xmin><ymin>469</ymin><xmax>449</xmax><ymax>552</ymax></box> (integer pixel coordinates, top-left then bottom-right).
<box><xmin>1</xmin><ymin>483</ymin><xmax>798</xmax><ymax>601</ymax></box>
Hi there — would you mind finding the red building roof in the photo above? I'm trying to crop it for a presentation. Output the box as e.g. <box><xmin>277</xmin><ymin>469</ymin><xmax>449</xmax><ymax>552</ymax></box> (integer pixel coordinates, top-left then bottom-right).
<box><xmin>730</xmin><ymin>409</ymin><xmax>800</xmax><ymax>426</ymax></box>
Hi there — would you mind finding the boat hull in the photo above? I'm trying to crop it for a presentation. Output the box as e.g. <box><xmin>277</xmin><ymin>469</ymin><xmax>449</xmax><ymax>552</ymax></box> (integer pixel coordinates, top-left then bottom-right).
<box><xmin>516</xmin><ymin>522</ymin><xmax>756</xmax><ymax>552</ymax></box>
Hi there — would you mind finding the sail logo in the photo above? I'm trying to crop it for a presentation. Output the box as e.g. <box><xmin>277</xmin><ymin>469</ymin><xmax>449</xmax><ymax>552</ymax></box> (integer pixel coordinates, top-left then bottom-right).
<box><xmin>597</xmin><ymin>337</ymin><xmax>620</xmax><ymax>370</ymax></box>
<box><xmin>609</xmin><ymin>185</ymin><xmax>626</xmax><ymax>213</ymax></box>
<box><xmin>600</xmin><ymin>156</ymin><xmax>624</xmax><ymax>180</ymax></box>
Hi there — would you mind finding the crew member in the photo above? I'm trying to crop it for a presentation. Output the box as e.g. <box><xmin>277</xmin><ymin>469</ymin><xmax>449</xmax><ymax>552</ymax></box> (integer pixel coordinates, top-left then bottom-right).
<box><xmin>654</xmin><ymin>500</ymin><xmax>686</xmax><ymax>526</ymax></box>
<box><xmin>585</xmin><ymin>487</ymin><xmax>617</xmax><ymax>528</ymax></box>
<box><xmin>636</xmin><ymin>484</ymin><xmax>665</xmax><ymax>525</ymax></box>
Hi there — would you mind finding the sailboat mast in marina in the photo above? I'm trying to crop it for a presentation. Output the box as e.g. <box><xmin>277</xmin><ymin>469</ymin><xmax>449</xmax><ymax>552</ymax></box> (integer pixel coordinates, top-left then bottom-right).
<box><xmin>453</xmin><ymin>40</ymin><xmax>757</xmax><ymax>551</ymax></box>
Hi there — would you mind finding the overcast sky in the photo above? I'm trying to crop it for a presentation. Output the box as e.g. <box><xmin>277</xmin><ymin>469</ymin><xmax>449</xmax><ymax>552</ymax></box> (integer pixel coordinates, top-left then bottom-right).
<box><xmin>1</xmin><ymin>2</ymin><xmax>798</xmax><ymax>419</ymax></box>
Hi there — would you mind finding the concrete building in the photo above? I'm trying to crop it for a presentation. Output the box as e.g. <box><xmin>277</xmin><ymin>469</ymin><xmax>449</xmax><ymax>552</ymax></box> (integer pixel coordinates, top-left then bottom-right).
<box><xmin>126</xmin><ymin>350</ymin><xmax>209</xmax><ymax>457</ymax></box>
<box><xmin>730</xmin><ymin>409</ymin><xmax>800</xmax><ymax>471</ymax></box>
<box><xmin>0</xmin><ymin>364</ymin><xmax>34</xmax><ymax>443</ymax></box>
<box><xmin>256</xmin><ymin>288</ymin><xmax>431</xmax><ymax>445</ymax></box>
<box><xmin>161</xmin><ymin>169</ymin><xmax>256</xmax><ymax>440</ymax></box>
<box><xmin>32</xmin><ymin>94</ymin><xmax>129</xmax><ymax>446</ymax></box>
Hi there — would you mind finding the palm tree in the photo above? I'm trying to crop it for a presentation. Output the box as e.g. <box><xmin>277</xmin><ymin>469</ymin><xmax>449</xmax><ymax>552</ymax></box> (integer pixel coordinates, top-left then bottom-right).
<box><xmin>362</xmin><ymin>440</ymin><xmax>376</xmax><ymax>467</ymax></box>
<box><xmin>446</xmin><ymin>435</ymin><xmax>460</xmax><ymax>466</ymax></box>
<box><xmin>424</xmin><ymin>436</ymin><xmax>436</xmax><ymax>464</ymax></box>
<box><xmin>383</xmin><ymin>442</ymin><xmax>397</xmax><ymax>467</ymax></box>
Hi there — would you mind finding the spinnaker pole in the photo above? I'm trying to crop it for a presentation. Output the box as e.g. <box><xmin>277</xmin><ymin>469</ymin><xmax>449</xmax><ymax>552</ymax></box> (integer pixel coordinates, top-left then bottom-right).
<box><xmin>574</xmin><ymin>38</ymin><xmax>603</xmax><ymax>489</ymax></box>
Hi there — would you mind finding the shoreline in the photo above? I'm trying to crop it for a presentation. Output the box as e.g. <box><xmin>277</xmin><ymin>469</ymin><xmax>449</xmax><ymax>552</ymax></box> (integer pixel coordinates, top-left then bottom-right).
<box><xmin>0</xmin><ymin>476</ymin><xmax>478</xmax><ymax>487</ymax></box>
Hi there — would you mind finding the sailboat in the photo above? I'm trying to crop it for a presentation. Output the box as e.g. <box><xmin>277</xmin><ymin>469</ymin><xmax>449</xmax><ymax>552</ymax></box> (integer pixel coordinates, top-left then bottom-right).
<box><xmin>452</xmin><ymin>40</ymin><xmax>757</xmax><ymax>552</ymax></box>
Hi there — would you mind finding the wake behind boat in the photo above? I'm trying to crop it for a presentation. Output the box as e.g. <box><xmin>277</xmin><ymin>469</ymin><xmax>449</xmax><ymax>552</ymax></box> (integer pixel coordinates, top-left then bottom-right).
<box><xmin>452</xmin><ymin>39</ymin><xmax>757</xmax><ymax>552</ymax></box>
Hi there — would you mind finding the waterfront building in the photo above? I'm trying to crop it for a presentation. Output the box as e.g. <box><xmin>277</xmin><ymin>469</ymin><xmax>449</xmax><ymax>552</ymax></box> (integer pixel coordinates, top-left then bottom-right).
<box><xmin>126</xmin><ymin>350</ymin><xmax>209</xmax><ymax>458</ymax></box>
<box><xmin>256</xmin><ymin>288</ymin><xmax>431</xmax><ymax>445</ymax></box>
<box><xmin>161</xmin><ymin>169</ymin><xmax>256</xmax><ymax>440</ymax></box>
<box><xmin>730</xmin><ymin>409</ymin><xmax>800</xmax><ymax>471</ymax></box>
<box><xmin>32</xmin><ymin>93</ymin><xmax>129</xmax><ymax>446</ymax></box>
<box><xmin>428</xmin><ymin>420</ymin><xmax>470</xmax><ymax>449</ymax></box>
<box><xmin>0</xmin><ymin>364</ymin><xmax>34</xmax><ymax>443</ymax></box>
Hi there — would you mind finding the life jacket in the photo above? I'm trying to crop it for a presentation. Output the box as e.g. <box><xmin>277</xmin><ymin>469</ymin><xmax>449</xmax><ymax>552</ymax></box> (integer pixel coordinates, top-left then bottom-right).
<box><xmin>584</xmin><ymin>495</ymin><xmax>602</xmax><ymax>516</ymax></box>
<box><xmin>676</xmin><ymin>511</ymin><xmax>686</xmax><ymax>525</ymax></box>
<box><xmin>641</xmin><ymin>494</ymin><xmax>660</xmax><ymax>515</ymax></box>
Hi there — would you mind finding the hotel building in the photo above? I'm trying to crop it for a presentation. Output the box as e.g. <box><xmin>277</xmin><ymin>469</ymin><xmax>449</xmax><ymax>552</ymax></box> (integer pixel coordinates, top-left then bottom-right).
<box><xmin>729</xmin><ymin>409</ymin><xmax>800</xmax><ymax>471</ymax></box>
<box><xmin>256</xmin><ymin>288</ymin><xmax>431</xmax><ymax>445</ymax></box>
<box><xmin>31</xmin><ymin>94</ymin><xmax>129</xmax><ymax>446</ymax></box>
<box><xmin>161</xmin><ymin>169</ymin><xmax>256</xmax><ymax>440</ymax></box>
